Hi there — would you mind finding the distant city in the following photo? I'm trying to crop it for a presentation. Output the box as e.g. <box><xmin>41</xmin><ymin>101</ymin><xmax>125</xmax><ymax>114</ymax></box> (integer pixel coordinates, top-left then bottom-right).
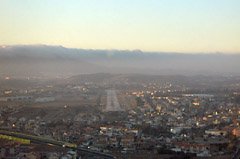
<box><xmin>1</xmin><ymin>72</ymin><xmax>240</xmax><ymax>158</ymax></box>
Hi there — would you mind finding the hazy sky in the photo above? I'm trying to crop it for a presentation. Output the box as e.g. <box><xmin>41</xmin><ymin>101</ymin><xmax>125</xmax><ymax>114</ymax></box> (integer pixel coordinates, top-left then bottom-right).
<box><xmin>0</xmin><ymin>0</ymin><xmax>240</xmax><ymax>53</ymax></box>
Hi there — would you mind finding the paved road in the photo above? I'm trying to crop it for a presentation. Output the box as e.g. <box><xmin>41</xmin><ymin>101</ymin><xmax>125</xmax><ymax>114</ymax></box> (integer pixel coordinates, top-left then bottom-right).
<box><xmin>0</xmin><ymin>129</ymin><xmax>115</xmax><ymax>159</ymax></box>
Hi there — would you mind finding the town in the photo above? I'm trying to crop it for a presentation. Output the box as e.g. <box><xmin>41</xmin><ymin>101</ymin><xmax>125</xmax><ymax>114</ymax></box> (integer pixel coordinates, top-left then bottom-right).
<box><xmin>0</xmin><ymin>74</ymin><xmax>240</xmax><ymax>159</ymax></box>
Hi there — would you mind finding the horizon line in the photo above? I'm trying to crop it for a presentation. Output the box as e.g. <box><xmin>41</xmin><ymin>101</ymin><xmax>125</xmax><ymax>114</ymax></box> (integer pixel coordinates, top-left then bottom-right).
<box><xmin>1</xmin><ymin>44</ymin><xmax>240</xmax><ymax>55</ymax></box>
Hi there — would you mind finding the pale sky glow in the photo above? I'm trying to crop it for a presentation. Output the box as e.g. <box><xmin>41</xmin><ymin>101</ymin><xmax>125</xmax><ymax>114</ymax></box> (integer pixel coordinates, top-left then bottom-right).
<box><xmin>0</xmin><ymin>0</ymin><xmax>240</xmax><ymax>53</ymax></box>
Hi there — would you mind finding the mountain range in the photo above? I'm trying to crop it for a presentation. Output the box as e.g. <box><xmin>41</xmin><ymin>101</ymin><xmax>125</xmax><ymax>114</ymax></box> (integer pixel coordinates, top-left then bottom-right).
<box><xmin>0</xmin><ymin>45</ymin><xmax>240</xmax><ymax>78</ymax></box>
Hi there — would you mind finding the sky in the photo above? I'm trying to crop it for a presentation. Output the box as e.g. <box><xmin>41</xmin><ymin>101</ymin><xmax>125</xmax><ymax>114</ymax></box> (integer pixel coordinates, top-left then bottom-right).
<box><xmin>0</xmin><ymin>0</ymin><xmax>240</xmax><ymax>53</ymax></box>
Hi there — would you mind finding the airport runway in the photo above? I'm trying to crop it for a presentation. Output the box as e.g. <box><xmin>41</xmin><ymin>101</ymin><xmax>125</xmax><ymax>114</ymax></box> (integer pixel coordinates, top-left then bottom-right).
<box><xmin>105</xmin><ymin>90</ymin><xmax>123</xmax><ymax>112</ymax></box>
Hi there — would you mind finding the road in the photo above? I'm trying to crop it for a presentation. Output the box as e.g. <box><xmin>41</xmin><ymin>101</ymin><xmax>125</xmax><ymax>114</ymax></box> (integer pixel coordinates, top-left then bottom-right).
<box><xmin>0</xmin><ymin>129</ymin><xmax>115</xmax><ymax>159</ymax></box>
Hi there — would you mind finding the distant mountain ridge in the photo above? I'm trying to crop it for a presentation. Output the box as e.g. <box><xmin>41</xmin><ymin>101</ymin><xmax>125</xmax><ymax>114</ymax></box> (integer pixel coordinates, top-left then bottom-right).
<box><xmin>0</xmin><ymin>45</ymin><xmax>240</xmax><ymax>77</ymax></box>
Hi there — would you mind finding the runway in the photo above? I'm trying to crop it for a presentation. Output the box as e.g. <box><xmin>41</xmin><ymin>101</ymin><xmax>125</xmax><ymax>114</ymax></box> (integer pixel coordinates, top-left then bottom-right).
<box><xmin>105</xmin><ymin>90</ymin><xmax>124</xmax><ymax>112</ymax></box>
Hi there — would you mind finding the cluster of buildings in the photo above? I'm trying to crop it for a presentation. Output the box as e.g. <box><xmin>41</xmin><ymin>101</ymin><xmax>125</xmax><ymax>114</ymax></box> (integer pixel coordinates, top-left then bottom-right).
<box><xmin>0</xmin><ymin>76</ymin><xmax>240</xmax><ymax>158</ymax></box>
